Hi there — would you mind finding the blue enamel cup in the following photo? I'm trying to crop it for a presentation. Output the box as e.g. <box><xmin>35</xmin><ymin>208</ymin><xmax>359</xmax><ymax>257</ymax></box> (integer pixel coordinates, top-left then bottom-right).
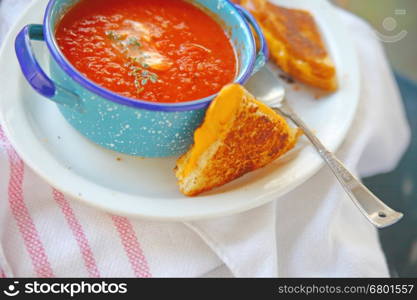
<box><xmin>15</xmin><ymin>0</ymin><xmax>268</xmax><ymax>157</ymax></box>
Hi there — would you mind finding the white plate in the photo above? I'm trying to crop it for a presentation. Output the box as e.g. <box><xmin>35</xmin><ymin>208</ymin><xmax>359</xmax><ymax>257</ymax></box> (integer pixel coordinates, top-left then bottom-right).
<box><xmin>0</xmin><ymin>0</ymin><xmax>359</xmax><ymax>221</ymax></box>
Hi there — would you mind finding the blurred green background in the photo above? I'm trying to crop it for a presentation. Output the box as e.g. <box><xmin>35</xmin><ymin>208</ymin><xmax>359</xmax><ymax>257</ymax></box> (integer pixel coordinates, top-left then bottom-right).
<box><xmin>333</xmin><ymin>0</ymin><xmax>417</xmax><ymax>278</ymax></box>
<box><xmin>333</xmin><ymin>0</ymin><xmax>417</xmax><ymax>81</ymax></box>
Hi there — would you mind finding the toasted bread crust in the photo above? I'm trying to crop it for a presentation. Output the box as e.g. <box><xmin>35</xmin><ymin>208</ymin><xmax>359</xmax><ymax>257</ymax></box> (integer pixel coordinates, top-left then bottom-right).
<box><xmin>233</xmin><ymin>0</ymin><xmax>337</xmax><ymax>91</ymax></box>
<box><xmin>175</xmin><ymin>84</ymin><xmax>300</xmax><ymax>196</ymax></box>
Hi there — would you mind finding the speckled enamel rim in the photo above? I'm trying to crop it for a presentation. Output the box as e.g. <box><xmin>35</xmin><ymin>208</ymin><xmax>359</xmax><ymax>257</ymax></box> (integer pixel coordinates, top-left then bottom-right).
<box><xmin>43</xmin><ymin>0</ymin><xmax>258</xmax><ymax>112</ymax></box>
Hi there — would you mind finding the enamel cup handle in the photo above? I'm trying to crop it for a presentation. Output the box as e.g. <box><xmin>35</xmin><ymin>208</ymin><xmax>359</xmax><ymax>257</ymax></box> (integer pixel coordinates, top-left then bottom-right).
<box><xmin>234</xmin><ymin>5</ymin><xmax>269</xmax><ymax>74</ymax></box>
<box><xmin>15</xmin><ymin>24</ymin><xmax>83</xmax><ymax>112</ymax></box>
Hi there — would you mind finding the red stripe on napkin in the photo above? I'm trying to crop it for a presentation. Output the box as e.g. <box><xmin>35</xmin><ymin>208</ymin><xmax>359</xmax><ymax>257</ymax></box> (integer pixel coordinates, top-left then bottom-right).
<box><xmin>0</xmin><ymin>128</ymin><xmax>54</xmax><ymax>278</ymax></box>
<box><xmin>111</xmin><ymin>216</ymin><xmax>151</xmax><ymax>277</ymax></box>
<box><xmin>53</xmin><ymin>189</ymin><xmax>100</xmax><ymax>277</ymax></box>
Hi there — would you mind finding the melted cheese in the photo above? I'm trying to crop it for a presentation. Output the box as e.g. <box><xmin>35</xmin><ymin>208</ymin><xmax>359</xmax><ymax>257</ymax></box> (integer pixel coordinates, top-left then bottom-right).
<box><xmin>182</xmin><ymin>84</ymin><xmax>278</xmax><ymax>177</ymax></box>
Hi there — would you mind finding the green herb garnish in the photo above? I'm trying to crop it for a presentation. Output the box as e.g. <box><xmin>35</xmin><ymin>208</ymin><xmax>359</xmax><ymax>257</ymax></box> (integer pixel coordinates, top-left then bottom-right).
<box><xmin>105</xmin><ymin>30</ymin><xmax>158</xmax><ymax>94</ymax></box>
<box><xmin>106</xmin><ymin>30</ymin><xmax>122</xmax><ymax>41</ymax></box>
<box><xmin>127</xmin><ymin>36</ymin><xmax>142</xmax><ymax>47</ymax></box>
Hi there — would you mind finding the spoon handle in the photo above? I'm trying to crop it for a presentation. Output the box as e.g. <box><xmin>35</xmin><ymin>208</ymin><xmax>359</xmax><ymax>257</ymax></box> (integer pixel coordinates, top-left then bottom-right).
<box><xmin>276</xmin><ymin>102</ymin><xmax>403</xmax><ymax>228</ymax></box>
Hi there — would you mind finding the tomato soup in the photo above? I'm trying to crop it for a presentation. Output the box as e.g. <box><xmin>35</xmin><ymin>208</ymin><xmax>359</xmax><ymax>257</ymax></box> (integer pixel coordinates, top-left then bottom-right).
<box><xmin>55</xmin><ymin>0</ymin><xmax>237</xmax><ymax>103</ymax></box>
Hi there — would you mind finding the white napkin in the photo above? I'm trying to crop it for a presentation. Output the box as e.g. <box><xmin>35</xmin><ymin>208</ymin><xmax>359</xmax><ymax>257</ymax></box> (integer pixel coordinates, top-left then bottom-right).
<box><xmin>0</xmin><ymin>0</ymin><xmax>410</xmax><ymax>278</ymax></box>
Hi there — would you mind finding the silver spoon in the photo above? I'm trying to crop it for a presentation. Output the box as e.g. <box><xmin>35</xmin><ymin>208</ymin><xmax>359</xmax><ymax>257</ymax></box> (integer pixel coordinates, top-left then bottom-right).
<box><xmin>245</xmin><ymin>66</ymin><xmax>403</xmax><ymax>228</ymax></box>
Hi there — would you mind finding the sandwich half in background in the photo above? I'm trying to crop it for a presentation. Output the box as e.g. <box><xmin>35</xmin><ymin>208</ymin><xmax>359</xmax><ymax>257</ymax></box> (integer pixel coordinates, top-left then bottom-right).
<box><xmin>233</xmin><ymin>0</ymin><xmax>338</xmax><ymax>92</ymax></box>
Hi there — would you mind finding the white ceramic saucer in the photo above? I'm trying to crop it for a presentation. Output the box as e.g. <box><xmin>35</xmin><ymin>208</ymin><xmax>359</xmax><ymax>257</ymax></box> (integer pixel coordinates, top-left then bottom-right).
<box><xmin>0</xmin><ymin>0</ymin><xmax>359</xmax><ymax>220</ymax></box>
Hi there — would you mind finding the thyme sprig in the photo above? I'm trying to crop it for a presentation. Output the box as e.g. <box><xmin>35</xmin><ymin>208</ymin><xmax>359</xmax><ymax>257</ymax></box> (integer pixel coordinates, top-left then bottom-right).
<box><xmin>105</xmin><ymin>30</ymin><xmax>158</xmax><ymax>93</ymax></box>
<box><xmin>106</xmin><ymin>30</ymin><xmax>122</xmax><ymax>41</ymax></box>
<box><xmin>128</xmin><ymin>64</ymin><xmax>158</xmax><ymax>92</ymax></box>
<box><xmin>127</xmin><ymin>36</ymin><xmax>142</xmax><ymax>47</ymax></box>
